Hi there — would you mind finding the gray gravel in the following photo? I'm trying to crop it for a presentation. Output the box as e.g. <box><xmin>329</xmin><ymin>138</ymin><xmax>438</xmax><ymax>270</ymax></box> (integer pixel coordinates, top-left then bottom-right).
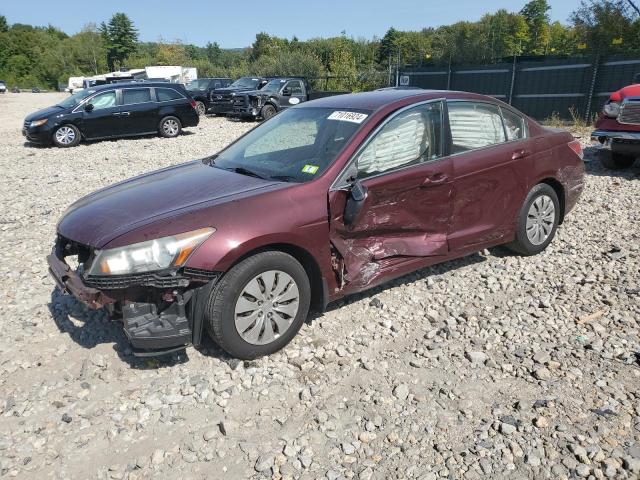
<box><xmin>0</xmin><ymin>93</ymin><xmax>638</xmax><ymax>479</ymax></box>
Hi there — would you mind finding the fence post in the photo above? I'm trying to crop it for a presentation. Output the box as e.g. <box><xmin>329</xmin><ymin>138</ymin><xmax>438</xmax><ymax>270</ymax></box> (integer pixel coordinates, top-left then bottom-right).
<box><xmin>585</xmin><ymin>53</ymin><xmax>600</xmax><ymax>122</ymax></box>
<box><xmin>508</xmin><ymin>54</ymin><xmax>517</xmax><ymax>105</ymax></box>
<box><xmin>446</xmin><ymin>53</ymin><xmax>452</xmax><ymax>90</ymax></box>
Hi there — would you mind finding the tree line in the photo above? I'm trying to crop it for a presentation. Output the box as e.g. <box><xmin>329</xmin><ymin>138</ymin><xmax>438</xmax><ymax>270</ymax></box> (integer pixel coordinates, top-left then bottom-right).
<box><xmin>0</xmin><ymin>0</ymin><xmax>639</xmax><ymax>91</ymax></box>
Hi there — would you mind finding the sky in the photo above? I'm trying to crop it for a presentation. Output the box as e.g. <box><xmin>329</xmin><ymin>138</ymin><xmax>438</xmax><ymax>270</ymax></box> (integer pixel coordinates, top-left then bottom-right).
<box><xmin>2</xmin><ymin>0</ymin><xmax>579</xmax><ymax>48</ymax></box>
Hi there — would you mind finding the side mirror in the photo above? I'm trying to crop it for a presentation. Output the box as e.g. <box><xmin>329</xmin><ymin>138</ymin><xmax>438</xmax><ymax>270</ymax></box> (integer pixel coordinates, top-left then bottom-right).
<box><xmin>343</xmin><ymin>180</ymin><xmax>368</xmax><ymax>226</ymax></box>
<box><xmin>84</xmin><ymin>103</ymin><xmax>94</xmax><ymax>112</ymax></box>
<box><xmin>282</xmin><ymin>87</ymin><xmax>292</xmax><ymax>97</ymax></box>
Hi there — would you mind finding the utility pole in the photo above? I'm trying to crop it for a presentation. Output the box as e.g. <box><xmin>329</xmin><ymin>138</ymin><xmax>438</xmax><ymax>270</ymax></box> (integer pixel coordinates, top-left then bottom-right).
<box><xmin>395</xmin><ymin>47</ymin><xmax>400</xmax><ymax>87</ymax></box>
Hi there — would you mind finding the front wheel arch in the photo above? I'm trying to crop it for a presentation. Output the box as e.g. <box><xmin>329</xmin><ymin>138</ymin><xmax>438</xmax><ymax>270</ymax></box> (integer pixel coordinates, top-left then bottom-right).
<box><xmin>210</xmin><ymin>243</ymin><xmax>326</xmax><ymax>313</ymax></box>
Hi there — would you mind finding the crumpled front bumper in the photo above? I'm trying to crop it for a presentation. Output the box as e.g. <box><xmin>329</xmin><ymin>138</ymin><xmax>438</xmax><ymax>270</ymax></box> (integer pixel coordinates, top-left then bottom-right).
<box><xmin>47</xmin><ymin>253</ymin><xmax>115</xmax><ymax>309</ymax></box>
<box><xmin>591</xmin><ymin>129</ymin><xmax>640</xmax><ymax>147</ymax></box>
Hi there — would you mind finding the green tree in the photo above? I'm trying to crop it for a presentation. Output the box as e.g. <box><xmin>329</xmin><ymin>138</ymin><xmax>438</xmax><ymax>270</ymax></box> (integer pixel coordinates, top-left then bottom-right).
<box><xmin>0</xmin><ymin>15</ymin><xmax>8</xmax><ymax>33</ymax></box>
<box><xmin>205</xmin><ymin>41</ymin><xmax>222</xmax><ymax>64</ymax></box>
<box><xmin>571</xmin><ymin>0</ymin><xmax>639</xmax><ymax>52</ymax></box>
<box><xmin>101</xmin><ymin>13</ymin><xmax>138</xmax><ymax>70</ymax></box>
<box><xmin>520</xmin><ymin>0</ymin><xmax>551</xmax><ymax>54</ymax></box>
<box><xmin>329</xmin><ymin>36</ymin><xmax>357</xmax><ymax>90</ymax></box>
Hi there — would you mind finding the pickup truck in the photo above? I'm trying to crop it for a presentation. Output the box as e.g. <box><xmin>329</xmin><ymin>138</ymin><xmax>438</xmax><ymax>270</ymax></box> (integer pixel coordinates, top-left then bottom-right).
<box><xmin>231</xmin><ymin>77</ymin><xmax>344</xmax><ymax>120</ymax></box>
<box><xmin>591</xmin><ymin>74</ymin><xmax>640</xmax><ymax>169</ymax></box>
<box><xmin>186</xmin><ymin>77</ymin><xmax>232</xmax><ymax>115</ymax></box>
<box><xmin>208</xmin><ymin>77</ymin><xmax>270</xmax><ymax>116</ymax></box>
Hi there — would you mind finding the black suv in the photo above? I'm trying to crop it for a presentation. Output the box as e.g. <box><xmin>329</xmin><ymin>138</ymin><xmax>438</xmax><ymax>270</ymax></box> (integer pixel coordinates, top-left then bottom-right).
<box><xmin>186</xmin><ymin>78</ymin><xmax>232</xmax><ymax>115</ymax></box>
<box><xmin>22</xmin><ymin>82</ymin><xmax>199</xmax><ymax>147</ymax></box>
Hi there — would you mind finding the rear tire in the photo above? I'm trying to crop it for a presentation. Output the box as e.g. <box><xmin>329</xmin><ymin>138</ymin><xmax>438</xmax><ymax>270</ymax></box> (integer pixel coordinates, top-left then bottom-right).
<box><xmin>260</xmin><ymin>104</ymin><xmax>276</xmax><ymax>120</ymax></box>
<box><xmin>52</xmin><ymin>124</ymin><xmax>81</xmax><ymax>148</ymax></box>
<box><xmin>506</xmin><ymin>183</ymin><xmax>560</xmax><ymax>256</ymax></box>
<box><xmin>205</xmin><ymin>251</ymin><xmax>311</xmax><ymax>359</ymax></box>
<box><xmin>159</xmin><ymin>116</ymin><xmax>182</xmax><ymax>138</ymax></box>
<box><xmin>195</xmin><ymin>101</ymin><xmax>206</xmax><ymax>116</ymax></box>
<box><xmin>599</xmin><ymin>150</ymin><xmax>636</xmax><ymax>170</ymax></box>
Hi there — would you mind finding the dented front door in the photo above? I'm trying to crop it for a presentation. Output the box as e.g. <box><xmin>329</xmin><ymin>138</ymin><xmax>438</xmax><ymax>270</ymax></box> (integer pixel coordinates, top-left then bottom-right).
<box><xmin>328</xmin><ymin>100</ymin><xmax>453</xmax><ymax>290</ymax></box>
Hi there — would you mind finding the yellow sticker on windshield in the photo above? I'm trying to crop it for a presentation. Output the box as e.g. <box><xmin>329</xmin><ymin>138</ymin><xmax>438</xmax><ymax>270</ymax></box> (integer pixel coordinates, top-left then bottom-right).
<box><xmin>302</xmin><ymin>165</ymin><xmax>319</xmax><ymax>174</ymax></box>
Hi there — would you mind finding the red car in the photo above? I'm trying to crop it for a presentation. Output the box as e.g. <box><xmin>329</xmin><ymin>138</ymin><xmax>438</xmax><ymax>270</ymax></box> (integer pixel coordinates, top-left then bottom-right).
<box><xmin>591</xmin><ymin>80</ymin><xmax>640</xmax><ymax>169</ymax></box>
<box><xmin>48</xmin><ymin>90</ymin><xmax>585</xmax><ymax>359</ymax></box>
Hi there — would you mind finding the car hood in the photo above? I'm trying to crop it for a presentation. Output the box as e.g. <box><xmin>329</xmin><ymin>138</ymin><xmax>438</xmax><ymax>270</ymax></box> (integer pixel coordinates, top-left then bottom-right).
<box><xmin>25</xmin><ymin>105</ymin><xmax>66</xmax><ymax>122</ymax></box>
<box><xmin>57</xmin><ymin>160</ymin><xmax>285</xmax><ymax>248</ymax></box>
<box><xmin>212</xmin><ymin>86</ymin><xmax>259</xmax><ymax>95</ymax></box>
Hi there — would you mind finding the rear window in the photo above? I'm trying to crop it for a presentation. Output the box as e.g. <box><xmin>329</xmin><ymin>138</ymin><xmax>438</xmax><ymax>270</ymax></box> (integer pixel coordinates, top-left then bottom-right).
<box><xmin>122</xmin><ymin>88</ymin><xmax>152</xmax><ymax>105</ymax></box>
<box><xmin>156</xmin><ymin>88</ymin><xmax>184</xmax><ymax>102</ymax></box>
<box><xmin>448</xmin><ymin>101</ymin><xmax>506</xmax><ymax>153</ymax></box>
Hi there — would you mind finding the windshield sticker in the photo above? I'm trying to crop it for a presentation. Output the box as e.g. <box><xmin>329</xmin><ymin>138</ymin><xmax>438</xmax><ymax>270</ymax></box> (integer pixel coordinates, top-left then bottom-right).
<box><xmin>301</xmin><ymin>165</ymin><xmax>319</xmax><ymax>175</ymax></box>
<box><xmin>328</xmin><ymin>111</ymin><xmax>368</xmax><ymax>123</ymax></box>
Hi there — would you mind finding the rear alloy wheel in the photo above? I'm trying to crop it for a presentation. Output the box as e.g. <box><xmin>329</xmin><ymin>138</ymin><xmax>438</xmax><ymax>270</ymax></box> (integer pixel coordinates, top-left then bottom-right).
<box><xmin>260</xmin><ymin>104</ymin><xmax>276</xmax><ymax>120</ymax></box>
<box><xmin>599</xmin><ymin>150</ymin><xmax>636</xmax><ymax>170</ymax></box>
<box><xmin>195</xmin><ymin>101</ymin><xmax>206</xmax><ymax>116</ymax></box>
<box><xmin>205</xmin><ymin>251</ymin><xmax>310</xmax><ymax>359</ymax></box>
<box><xmin>52</xmin><ymin>124</ymin><xmax>81</xmax><ymax>148</ymax></box>
<box><xmin>159</xmin><ymin>116</ymin><xmax>182</xmax><ymax>138</ymax></box>
<box><xmin>506</xmin><ymin>183</ymin><xmax>560</xmax><ymax>256</ymax></box>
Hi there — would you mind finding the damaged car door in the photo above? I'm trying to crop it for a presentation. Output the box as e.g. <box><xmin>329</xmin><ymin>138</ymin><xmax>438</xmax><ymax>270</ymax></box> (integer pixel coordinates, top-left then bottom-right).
<box><xmin>328</xmin><ymin>100</ymin><xmax>453</xmax><ymax>290</ymax></box>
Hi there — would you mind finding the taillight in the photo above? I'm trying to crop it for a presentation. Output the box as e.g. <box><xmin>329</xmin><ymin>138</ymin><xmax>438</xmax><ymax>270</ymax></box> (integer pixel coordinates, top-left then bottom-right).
<box><xmin>189</xmin><ymin>99</ymin><xmax>197</xmax><ymax>109</ymax></box>
<box><xmin>568</xmin><ymin>139</ymin><xmax>583</xmax><ymax>160</ymax></box>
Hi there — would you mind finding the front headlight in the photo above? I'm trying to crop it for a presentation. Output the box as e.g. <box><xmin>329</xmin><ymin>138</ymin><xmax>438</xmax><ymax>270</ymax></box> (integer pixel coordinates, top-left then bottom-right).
<box><xmin>30</xmin><ymin>118</ymin><xmax>48</xmax><ymax>128</ymax></box>
<box><xmin>603</xmin><ymin>102</ymin><xmax>620</xmax><ymax>118</ymax></box>
<box><xmin>88</xmin><ymin>227</ymin><xmax>215</xmax><ymax>276</ymax></box>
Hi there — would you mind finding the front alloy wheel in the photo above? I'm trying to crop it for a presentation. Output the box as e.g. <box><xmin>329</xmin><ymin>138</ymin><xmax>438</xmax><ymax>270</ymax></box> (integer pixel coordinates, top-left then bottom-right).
<box><xmin>53</xmin><ymin>124</ymin><xmax>80</xmax><ymax>147</ymax></box>
<box><xmin>195</xmin><ymin>101</ymin><xmax>206</xmax><ymax>116</ymax></box>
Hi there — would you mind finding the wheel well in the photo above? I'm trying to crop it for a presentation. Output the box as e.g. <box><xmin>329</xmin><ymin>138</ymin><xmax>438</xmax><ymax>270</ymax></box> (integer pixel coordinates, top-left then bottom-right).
<box><xmin>228</xmin><ymin>244</ymin><xmax>326</xmax><ymax>312</ymax></box>
<box><xmin>538</xmin><ymin>178</ymin><xmax>565</xmax><ymax>224</ymax></box>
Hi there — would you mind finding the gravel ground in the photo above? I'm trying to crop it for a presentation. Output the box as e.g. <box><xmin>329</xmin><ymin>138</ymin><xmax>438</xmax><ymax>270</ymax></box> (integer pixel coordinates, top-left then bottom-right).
<box><xmin>0</xmin><ymin>92</ymin><xmax>638</xmax><ymax>480</ymax></box>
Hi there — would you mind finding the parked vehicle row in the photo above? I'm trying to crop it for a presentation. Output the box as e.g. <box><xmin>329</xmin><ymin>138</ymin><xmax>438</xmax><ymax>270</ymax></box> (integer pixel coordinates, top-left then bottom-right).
<box><xmin>23</xmin><ymin>82</ymin><xmax>199</xmax><ymax>147</ymax></box>
<box><xmin>47</xmin><ymin>89</ymin><xmax>585</xmax><ymax>358</ymax></box>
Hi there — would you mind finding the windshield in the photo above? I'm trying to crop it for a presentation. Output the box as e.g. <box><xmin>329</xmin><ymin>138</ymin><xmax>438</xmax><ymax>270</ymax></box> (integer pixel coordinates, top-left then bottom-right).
<box><xmin>261</xmin><ymin>79</ymin><xmax>287</xmax><ymax>93</ymax></box>
<box><xmin>187</xmin><ymin>79</ymin><xmax>210</xmax><ymax>91</ymax></box>
<box><xmin>229</xmin><ymin>77</ymin><xmax>259</xmax><ymax>89</ymax></box>
<box><xmin>57</xmin><ymin>89</ymin><xmax>96</xmax><ymax>109</ymax></box>
<box><xmin>210</xmin><ymin>107</ymin><xmax>370</xmax><ymax>183</ymax></box>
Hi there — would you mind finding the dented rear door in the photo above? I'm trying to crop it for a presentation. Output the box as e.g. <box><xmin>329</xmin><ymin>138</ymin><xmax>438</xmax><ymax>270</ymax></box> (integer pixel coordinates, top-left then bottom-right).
<box><xmin>328</xmin><ymin>100</ymin><xmax>453</xmax><ymax>290</ymax></box>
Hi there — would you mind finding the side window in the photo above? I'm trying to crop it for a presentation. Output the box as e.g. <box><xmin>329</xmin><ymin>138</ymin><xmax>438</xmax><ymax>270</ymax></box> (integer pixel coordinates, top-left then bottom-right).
<box><xmin>501</xmin><ymin>108</ymin><xmax>526</xmax><ymax>141</ymax></box>
<box><xmin>286</xmin><ymin>81</ymin><xmax>303</xmax><ymax>95</ymax></box>
<box><xmin>448</xmin><ymin>102</ymin><xmax>506</xmax><ymax>153</ymax></box>
<box><xmin>89</xmin><ymin>91</ymin><xmax>116</xmax><ymax>111</ymax></box>
<box><xmin>156</xmin><ymin>88</ymin><xmax>183</xmax><ymax>102</ymax></box>
<box><xmin>122</xmin><ymin>88</ymin><xmax>152</xmax><ymax>105</ymax></box>
<box><xmin>356</xmin><ymin>102</ymin><xmax>443</xmax><ymax>179</ymax></box>
<box><xmin>213</xmin><ymin>81</ymin><xmax>221</xmax><ymax>89</ymax></box>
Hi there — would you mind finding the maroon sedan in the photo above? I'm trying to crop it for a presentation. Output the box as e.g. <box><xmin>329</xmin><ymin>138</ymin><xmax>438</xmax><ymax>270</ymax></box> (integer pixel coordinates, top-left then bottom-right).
<box><xmin>48</xmin><ymin>90</ymin><xmax>585</xmax><ymax>359</ymax></box>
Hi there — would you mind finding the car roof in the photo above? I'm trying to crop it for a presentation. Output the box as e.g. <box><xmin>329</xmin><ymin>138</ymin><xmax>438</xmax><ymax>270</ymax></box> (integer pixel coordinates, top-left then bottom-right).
<box><xmin>304</xmin><ymin>89</ymin><xmax>501</xmax><ymax>111</ymax></box>
<box><xmin>85</xmin><ymin>82</ymin><xmax>185</xmax><ymax>92</ymax></box>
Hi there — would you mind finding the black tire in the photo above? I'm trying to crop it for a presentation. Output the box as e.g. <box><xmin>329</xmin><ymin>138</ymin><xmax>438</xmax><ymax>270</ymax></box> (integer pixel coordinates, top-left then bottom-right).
<box><xmin>195</xmin><ymin>101</ymin><xmax>206</xmax><ymax>116</ymax></box>
<box><xmin>52</xmin><ymin>124</ymin><xmax>81</xmax><ymax>148</ymax></box>
<box><xmin>506</xmin><ymin>183</ymin><xmax>560</xmax><ymax>256</ymax></box>
<box><xmin>205</xmin><ymin>251</ymin><xmax>311</xmax><ymax>359</ymax></box>
<box><xmin>159</xmin><ymin>116</ymin><xmax>182</xmax><ymax>138</ymax></box>
<box><xmin>260</xmin><ymin>104</ymin><xmax>277</xmax><ymax>120</ymax></box>
<box><xmin>599</xmin><ymin>150</ymin><xmax>636</xmax><ymax>170</ymax></box>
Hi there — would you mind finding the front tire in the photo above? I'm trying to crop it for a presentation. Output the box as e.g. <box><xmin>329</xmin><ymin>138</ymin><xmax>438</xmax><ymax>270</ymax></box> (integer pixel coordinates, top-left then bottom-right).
<box><xmin>195</xmin><ymin>101</ymin><xmax>206</xmax><ymax>116</ymax></box>
<box><xmin>52</xmin><ymin>124</ymin><xmax>81</xmax><ymax>148</ymax></box>
<box><xmin>159</xmin><ymin>116</ymin><xmax>182</xmax><ymax>138</ymax></box>
<box><xmin>260</xmin><ymin>104</ymin><xmax>276</xmax><ymax>120</ymax></box>
<box><xmin>205</xmin><ymin>251</ymin><xmax>311</xmax><ymax>359</ymax></box>
<box><xmin>506</xmin><ymin>183</ymin><xmax>560</xmax><ymax>256</ymax></box>
<box><xmin>599</xmin><ymin>150</ymin><xmax>636</xmax><ymax>170</ymax></box>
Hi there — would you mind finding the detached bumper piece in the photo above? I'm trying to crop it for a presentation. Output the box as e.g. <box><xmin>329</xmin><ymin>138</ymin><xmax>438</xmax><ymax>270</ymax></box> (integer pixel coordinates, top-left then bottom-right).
<box><xmin>123</xmin><ymin>297</ymin><xmax>192</xmax><ymax>356</ymax></box>
<box><xmin>47</xmin><ymin>254</ymin><xmax>114</xmax><ymax>309</ymax></box>
<box><xmin>591</xmin><ymin>130</ymin><xmax>640</xmax><ymax>154</ymax></box>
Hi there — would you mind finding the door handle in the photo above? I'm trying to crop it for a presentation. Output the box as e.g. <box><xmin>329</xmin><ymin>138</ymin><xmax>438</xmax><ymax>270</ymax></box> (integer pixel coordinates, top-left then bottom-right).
<box><xmin>112</xmin><ymin>112</ymin><xmax>121</xmax><ymax>116</ymax></box>
<box><xmin>119</xmin><ymin>112</ymin><xmax>131</xmax><ymax>116</ymax></box>
<box><xmin>420</xmin><ymin>173</ymin><xmax>448</xmax><ymax>188</ymax></box>
<box><xmin>512</xmin><ymin>149</ymin><xmax>531</xmax><ymax>160</ymax></box>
